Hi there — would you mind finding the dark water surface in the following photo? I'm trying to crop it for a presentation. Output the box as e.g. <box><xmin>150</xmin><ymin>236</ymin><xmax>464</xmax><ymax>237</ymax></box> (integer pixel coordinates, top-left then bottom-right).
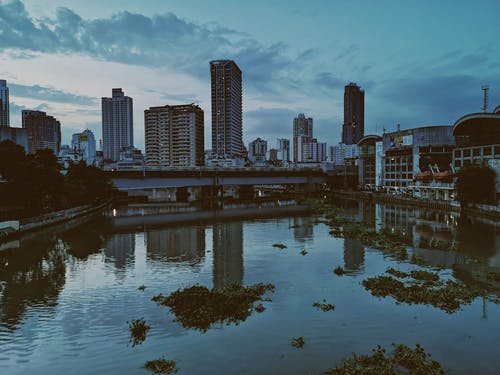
<box><xmin>0</xmin><ymin>201</ymin><xmax>499</xmax><ymax>374</ymax></box>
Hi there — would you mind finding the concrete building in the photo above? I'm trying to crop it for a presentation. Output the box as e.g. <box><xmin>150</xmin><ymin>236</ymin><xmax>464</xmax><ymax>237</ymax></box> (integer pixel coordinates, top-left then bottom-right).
<box><xmin>358</xmin><ymin>135</ymin><xmax>382</xmax><ymax>189</ymax></box>
<box><xmin>381</xmin><ymin>126</ymin><xmax>455</xmax><ymax>200</ymax></box>
<box><xmin>145</xmin><ymin>104</ymin><xmax>204</xmax><ymax>167</ymax></box>
<box><xmin>0</xmin><ymin>126</ymin><xmax>28</xmax><ymax>151</ymax></box>
<box><xmin>71</xmin><ymin>129</ymin><xmax>96</xmax><ymax>164</ymax></box>
<box><xmin>102</xmin><ymin>88</ymin><xmax>133</xmax><ymax>161</ymax></box>
<box><xmin>23</xmin><ymin>110</ymin><xmax>61</xmax><ymax>154</ymax></box>
<box><xmin>276</xmin><ymin>138</ymin><xmax>290</xmax><ymax>163</ymax></box>
<box><xmin>330</xmin><ymin>143</ymin><xmax>359</xmax><ymax>165</ymax></box>
<box><xmin>342</xmin><ymin>83</ymin><xmax>364</xmax><ymax>145</ymax></box>
<box><xmin>0</xmin><ymin>80</ymin><xmax>9</xmax><ymax>126</ymax></box>
<box><xmin>305</xmin><ymin>139</ymin><xmax>327</xmax><ymax>163</ymax></box>
<box><xmin>116</xmin><ymin>146</ymin><xmax>144</xmax><ymax>170</ymax></box>
<box><xmin>452</xmin><ymin>106</ymin><xmax>500</xmax><ymax>197</ymax></box>
<box><xmin>293</xmin><ymin>113</ymin><xmax>313</xmax><ymax>162</ymax></box>
<box><xmin>210</xmin><ymin>60</ymin><xmax>243</xmax><ymax>159</ymax></box>
<box><xmin>248</xmin><ymin>137</ymin><xmax>267</xmax><ymax>164</ymax></box>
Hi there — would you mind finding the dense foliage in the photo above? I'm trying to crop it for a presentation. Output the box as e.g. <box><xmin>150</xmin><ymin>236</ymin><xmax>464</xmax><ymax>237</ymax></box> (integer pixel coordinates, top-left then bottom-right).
<box><xmin>456</xmin><ymin>163</ymin><xmax>496</xmax><ymax>206</ymax></box>
<box><xmin>0</xmin><ymin>140</ymin><xmax>113</xmax><ymax>215</ymax></box>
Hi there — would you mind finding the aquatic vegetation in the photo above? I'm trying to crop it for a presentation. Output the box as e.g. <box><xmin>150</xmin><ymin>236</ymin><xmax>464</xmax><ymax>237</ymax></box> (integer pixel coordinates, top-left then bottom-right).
<box><xmin>255</xmin><ymin>303</ymin><xmax>266</xmax><ymax>313</ymax></box>
<box><xmin>313</xmin><ymin>300</ymin><xmax>335</xmax><ymax>312</ymax></box>
<box><xmin>272</xmin><ymin>243</ymin><xmax>288</xmax><ymax>249</ymax></box>
<box><xmin>128</xmin><ymin>319</ymin><xmax>150</xmax><ymax>347</ymax></box>
<box><xmin>291</xmin><ymin>336</ymin><xmax>305</xmax><ymax>348</ymax></box>
<box><xmin>152</xmin><ymin>283</ymin><xmax>275</xmax><ymax>332</ymax></box>
<box><xmin>144</xmin><ymin>358</ymin><xmax>178</xmax><ymax>374</ymax></box>
<box><xmin>333</xmin><ymin>266</ymin><xmax>345</xmax><ymax>276</ymax></box>
<box><xmin>362</xmin><ymin>268</ymin><xmax>484</xmax><ymax>313</ymax></box>
<box><xmin>325</xmin><ymin>343</ymin><xmax>444</xmax><ymax>374</ymax></box>
<box><xmin>137</xmin><ymin>285</ymin><xmax>147</xmax><ymax>291</ymax></box>
<box><xmin>411</xmin><ymin>254</ymin><xmax>426</xmax><ymax>266</ymax></box>
<box><xmin>300</xmin><ymin>249</ymin><xmax>308</xmax><ymax>256</ymax></box>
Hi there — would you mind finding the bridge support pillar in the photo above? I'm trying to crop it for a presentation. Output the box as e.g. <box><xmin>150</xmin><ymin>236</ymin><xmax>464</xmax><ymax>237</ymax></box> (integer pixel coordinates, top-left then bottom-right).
<box><xmin>176</xmin><ymin>187</ymin><xmax>189</xmax><ymax>202</ymax></box>
<box><xmin>238</xmin><ymin>185</ymin><xmax>254</xmax><ymax>200</ymax></box>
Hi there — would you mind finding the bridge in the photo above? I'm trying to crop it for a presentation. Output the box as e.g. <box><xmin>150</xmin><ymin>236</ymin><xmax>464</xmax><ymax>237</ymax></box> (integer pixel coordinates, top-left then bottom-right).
<box><xmin>107</xmin><ymin>168</ymin><xmax>329</xmax><ymax>202</ymax></box>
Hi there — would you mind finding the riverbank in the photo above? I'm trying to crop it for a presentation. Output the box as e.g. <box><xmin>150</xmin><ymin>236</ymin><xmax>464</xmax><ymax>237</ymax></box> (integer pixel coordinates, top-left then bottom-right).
<box><xmin>0</xmin><ymin>200</ymin><xmax>111</xmax><ymax>242</ymax></box>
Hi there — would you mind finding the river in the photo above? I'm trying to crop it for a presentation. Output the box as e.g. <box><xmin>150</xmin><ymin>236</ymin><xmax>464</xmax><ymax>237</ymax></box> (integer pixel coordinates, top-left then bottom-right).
<box><xmin>0</xmin><ymin>200</ymin><xmax>499</xmax><ymax>374</ymax></box>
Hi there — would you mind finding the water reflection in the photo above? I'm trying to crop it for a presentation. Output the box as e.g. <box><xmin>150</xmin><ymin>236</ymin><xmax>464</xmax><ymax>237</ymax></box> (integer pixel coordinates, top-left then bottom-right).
<box><xmin>104</xmin><ymin>233</ymin><xmax>135</xmax><ymax>269</ymax></box>
<box><xmin>145</xmin><ymin>226</ymin><xmax>205</xmax><ymax>263</ymax></box>
<box><xmin>213</xmin><ymin>222</ymin><xmax>243</xmax><ymax>289</ymax></box>
<box><xmin>291</xmin><ymin>217</ymin><xmax>314</xmax><ymax>243</ymax></box>
<box><xmin>343</xmin><ymin>239</ymin><xmax>364</xmax><ymax>274</ymax></box>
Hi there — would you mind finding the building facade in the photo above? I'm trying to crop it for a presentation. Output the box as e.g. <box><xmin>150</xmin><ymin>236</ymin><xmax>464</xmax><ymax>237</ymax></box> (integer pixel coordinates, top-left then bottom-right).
<box><xmin>71</xmin><ymin>129</ymin><xmax>96</xmax><ymax>164</ymax></box>
<box><xmin>342</xmin><ymin>83</ymin><xmax>364</xmax><ymax>145</ymax></box>
<box><xmin>276</xmin><ymin>138</ymin><xmax>290</xmax><ymax>163</ymax></box>
<box><xmin>330</xmin><ymin>143</ymin><xmax>359</xmax><ymax>165</ymax></box>
<box><xmin>357</xmin><ymin>135</ymin><xmax>382</xmax><ymax>189</ymax></box>
<box><xmin>210</xmin><ymin>60</ymin><xmax>243</xmax><ymax>159</ymax></box>
<box><xmin>0</xmin><ymin>126</ymin><xmax>28</xmax><ymax>151</ymax></box>
<box><xmin>248</xmin><ymin>137</ymin><xmax>267</xmax><ymax>163</ymax></box>
<box><xmin>0</xmin><ymin>80</ymin><xmax>9</xmax><ymax>126</ymax></box>
<box><xmin>293</xmin><ymin>113</ymin><xmax>313</xmax><ymax>162</ymax></box>
<box><xmin>145</xmin><ymin>104</ymin><xmax>204</xmax><ymax>167</ymax></box>
<box><xmin>23</xmin><ymin>111</ymin><xmax>61</xmax><ymax>154</ymax></box>
<box><xmin>102</xmin><ymin>88</ymin><xmax>133</xmax><ymax>161</ymax></box>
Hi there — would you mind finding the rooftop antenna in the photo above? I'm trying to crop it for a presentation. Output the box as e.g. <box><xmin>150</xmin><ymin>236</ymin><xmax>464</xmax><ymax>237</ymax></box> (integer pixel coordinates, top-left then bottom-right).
<box><xmin>481</xmin><ymin>84</ymin><xmax>489</xmax><ymax>112</ymax></box>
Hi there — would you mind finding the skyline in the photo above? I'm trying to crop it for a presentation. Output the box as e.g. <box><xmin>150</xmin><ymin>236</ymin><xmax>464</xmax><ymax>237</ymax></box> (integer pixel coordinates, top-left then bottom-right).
<box><xmin>1</xmin><ymin>0</ymin><xmax>499</xmax><ymax>151</ymax></box>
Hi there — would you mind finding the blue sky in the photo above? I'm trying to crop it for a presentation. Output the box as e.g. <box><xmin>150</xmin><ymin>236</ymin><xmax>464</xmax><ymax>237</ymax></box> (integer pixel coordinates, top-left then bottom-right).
<box><xmin>1</xmin><ymin>0</ymin><xmax>499</xmax><ymax>151</ymax></box>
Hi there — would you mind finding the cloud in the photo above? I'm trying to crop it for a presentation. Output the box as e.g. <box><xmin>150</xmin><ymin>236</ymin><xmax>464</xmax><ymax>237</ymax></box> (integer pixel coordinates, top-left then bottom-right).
<box><xmin>243</xmin><ymin>108</ymin><xmax>297</xmax><ymax>145</ymax></box>
<box><xmin>0</xmin><ymin>1</ymin><xmax>299</xmax><ymax>94</ymax></box>
<box><xmin>9</xmin><ymin>83</ymin><xmax>97</xmax><ymax>106</ymax></box>
<box><xmin>314</xmin><ymin>72</ymin><xmax>346</xmax><ymax>90</ymax></box>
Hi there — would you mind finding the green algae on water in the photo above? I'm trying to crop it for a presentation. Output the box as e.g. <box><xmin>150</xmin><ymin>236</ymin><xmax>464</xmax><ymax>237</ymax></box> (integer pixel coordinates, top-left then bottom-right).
<box><xmin>152</xmin><ymin>283</ymin><xmax>275</xmax><ymax>332</ymax></box>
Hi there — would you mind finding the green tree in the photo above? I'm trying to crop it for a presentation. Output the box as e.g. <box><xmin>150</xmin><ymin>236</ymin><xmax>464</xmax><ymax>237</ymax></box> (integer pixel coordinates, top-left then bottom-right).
<box><xmin>456</xmin><ymin>163</ymin><xmax>496</xmax><ymax>207</ymax></box>
<box><xmin>64</xmin><ymin>161</ymin><xmax>113</xmax><ymax>205</ymax></box>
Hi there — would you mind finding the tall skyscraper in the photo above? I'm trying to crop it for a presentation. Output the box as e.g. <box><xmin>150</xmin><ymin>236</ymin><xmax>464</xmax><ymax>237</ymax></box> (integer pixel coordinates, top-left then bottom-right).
<box><xmin>101</xmin><ymin>88</ymin><xmax>133</xmax><ymax>161</ymax></box>
<box><xmin>342</xmin><ymin>83</ymin><xmax>364</xmax><ymax>145</ymax></box>
<box><xmin>23</xmin><ymin>110</ymin><xmax>61</xmax><ymax>154</ymax></box>
<box><xmin>293</xmin><ymin>113</ymin><xmax>313</xmax><ymax>162</ymax></box>
<box><xmin>145</xmin><ymin>104</ymin><xmax>204</xmax><ymax>167</ymax></box>
<box><xmin>0</xmin><ymin>80</ymin><xmax>9</xmax><ymax>126</ymax></box>
<box><xmin>210</xmin><ymin>60</ymin><xmax>243</xmax><ymax>158</ymax></box>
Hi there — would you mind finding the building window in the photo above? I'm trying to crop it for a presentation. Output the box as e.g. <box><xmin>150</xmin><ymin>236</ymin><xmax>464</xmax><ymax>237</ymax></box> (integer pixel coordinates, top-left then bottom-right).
<box><xmin>463</xmin><ymin>149</ymin><xmax>471</xmax><ymax>157</ymax></box>
<box><xmin>483</xmin><ymin>147</ymin><xmax>492</xmax><ymax>156</ymax></box>
<box><xmin>454</xmin><ymin>150</ymin><xmax>462</xmax><ymax>158</ymax></box>
<box><xmin>473</xmin><ymin>148</ymin><xmax>481</xmax><ymax>157</ymax></box>
<box><xmin>495</xmin><ymin>146</ymin><xmax>500</xmax><ymax>155</ymax></box>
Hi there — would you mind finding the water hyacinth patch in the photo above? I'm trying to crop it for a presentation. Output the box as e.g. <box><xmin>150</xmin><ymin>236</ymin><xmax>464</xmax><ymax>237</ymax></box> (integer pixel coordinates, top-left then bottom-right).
<box><xmin>291</xmin><ymin>336</ymin><xmax>305</xmax><ymax>348</ymax></box>
<box><xmin>152</xmin><ymin>283</ymin><xmax>275</xmax><ymax>332</ymax></box>
<box><xmin>325</xmin><ymin>343</ymin><xmax>444</xmax><ymax>374</ymax></box>
<box><xmin>144</xmin><ymin>358</ymin><xmax>178</xmax><ymax>374</ymax></box>
<box><xmin>128</xmin><ymin>319</ymin><xmax>150</xmax><ymax>347</ymax></box>
<box><xmin>313</xmin><ymin>299</ymin><xmax>335</xmax><ymax>312</ymax></box>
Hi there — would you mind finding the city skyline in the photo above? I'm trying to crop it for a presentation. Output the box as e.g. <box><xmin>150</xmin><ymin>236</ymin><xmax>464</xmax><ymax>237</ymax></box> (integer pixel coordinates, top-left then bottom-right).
<box><xmin>0</xmin><ymin>0</ymin><xmax>499</xmax><ymax>151</ymax></box>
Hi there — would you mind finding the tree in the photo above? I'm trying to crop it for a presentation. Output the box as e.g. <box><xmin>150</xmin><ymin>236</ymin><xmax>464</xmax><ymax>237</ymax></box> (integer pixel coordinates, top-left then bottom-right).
<box><xmin>456</xmin><ymin>163</ymin><xmax>496</xmax><ymax>207</ymax></box>
<box><xmin>64</xmin><ymin>161</ymin><xmax>114</xmax><ymax>205</ymax></box>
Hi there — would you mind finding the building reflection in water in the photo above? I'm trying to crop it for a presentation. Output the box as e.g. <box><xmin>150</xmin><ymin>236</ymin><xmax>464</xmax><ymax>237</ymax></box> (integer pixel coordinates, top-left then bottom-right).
<box><xmin>145</xmin><ymin>226</ymin><xmax>205</xmax><ymax>263</ymax></box>
<box><xmin>104</xmin><ymin>233</ymin><xmax>135</xmax><ymax>269</ymax></box>
<box><xmin>343</xmin><ymin>238</ymin><xmax>365</xmax><ymax>274</ymax></box>
<box><xmin>292</xmin><ymin>217</ymin><xmax>314</xmax><ymax>243</ymax></box>
<box><xmin>213</xmin><ymin>222</ymin><xmax>243</xmax><ymax>289</ymax></box>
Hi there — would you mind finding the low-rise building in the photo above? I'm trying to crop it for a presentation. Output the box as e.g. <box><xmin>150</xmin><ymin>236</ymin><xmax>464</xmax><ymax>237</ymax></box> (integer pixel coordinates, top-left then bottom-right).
<box><xmin>357</xmin><ymin>135</ymin><xmax>382</xmax><ymax>190</ymax></box>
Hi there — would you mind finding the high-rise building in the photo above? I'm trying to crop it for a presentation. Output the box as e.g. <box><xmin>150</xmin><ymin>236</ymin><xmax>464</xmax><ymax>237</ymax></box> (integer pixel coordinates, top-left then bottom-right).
<box><xmin>277</xmin><ymin>138</ymin><xmax>290</xmax><ymax>162</ymax></box>
<box><xmin>293</xmin><ymin>113</ymin><xmax>313</xmax><ymax>162</ymax></box>
<box><xmin>210</xmin><ymin>60</ymin><xmax>243</xmax><ymax>158</ymax></box>
<box><xmin>248</xmin><ymin>137</ymin><xmax>267</xmax><ymax>163</ymax></box>
<box><xmin>145</xmin><ymin>104</ymin><xmax>204</xmax><ymax>167</ymax></box>
<box><xmin>0</xmin><ymin>126</ymin><xmax>28</xmax><ymax>150</ymax></box>
<box><xmin>23</xmin><ymin>110</ymin><xmax>61</xmax><ymax>154</ymax></box>
<box><xmin>101</xmin><ymin>88</ymin><xmax>133</xmax><ymax>161</ymax></box>
<box><xmin>329</xmin><ymin>143</ymin><xmax>359</xmax><ymax>165</ymax></box>
<box><xmin>342</xmin><ymin>83</ymin><xmax>364</xmax><ymax>145</ymax></box>
<box><xmin>71</xmin><ymin>129</ymin><xmax>96</xmax><ymax>164</ymax></box>
<box><xmin>0</xmin><ymin>80</ymin><xmax>9</xmax><ymax>126</ymax></box>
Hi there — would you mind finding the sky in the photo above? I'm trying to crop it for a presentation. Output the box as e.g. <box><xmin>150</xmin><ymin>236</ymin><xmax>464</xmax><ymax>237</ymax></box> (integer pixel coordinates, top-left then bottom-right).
<box><xmin>1</xmin><ymin>0</ymin><xmax>499</xmax><ymax>151</ymax></box>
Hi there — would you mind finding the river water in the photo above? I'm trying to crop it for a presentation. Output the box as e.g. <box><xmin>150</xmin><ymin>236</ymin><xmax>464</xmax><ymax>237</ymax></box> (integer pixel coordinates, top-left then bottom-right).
<box><xmin>0</xmin><ymin>200</ymin><xmax>499</xmax><ymax>374</ymax></box>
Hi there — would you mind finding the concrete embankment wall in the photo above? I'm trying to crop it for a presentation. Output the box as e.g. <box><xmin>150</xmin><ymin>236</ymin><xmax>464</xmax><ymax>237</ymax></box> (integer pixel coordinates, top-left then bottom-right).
<box><xmin>10</xmin><ymin>201</ymin><xmax>110</xmax><ymax>236</ymax></box>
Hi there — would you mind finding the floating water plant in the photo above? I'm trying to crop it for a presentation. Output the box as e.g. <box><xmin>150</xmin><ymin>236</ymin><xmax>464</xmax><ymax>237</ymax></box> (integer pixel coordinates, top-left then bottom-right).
<box><xmin>291</xmin><ymin>336</ymin><xmax>305</xmax><ymax>348</ymax></box>
<box><xmin>128</xmin><ymin>318</ymin><xmax>150</xmax><ymax>347</ymax></box>
<box><xmin>144</xmin><ymin>358</ymin><xmax>178</xmax><ymax>374</ymax></box>
<box><xmin>362</xmin><ymin>268</ymin><xmax>484</xmax><ymax>313</ymax></box>
<box><xmin>152</xmin><ymin>283</ymin><xmax>275</xmax><ymax>332</ymax></box>
<box><xmin>272</xmin><ymin>243</ymin><xmax>287</xmax><ymax>249</ymax></box>
<box><xmin>138</xmin><ymin>285</ymin><xmax>147</xmax><ymax>291</ymax></box>
<box><xmin>333</xmin><ymin>266</ymin><xmax>345</xmax><ymax>276</ymax></box>
<box><xmin>255</xmin><ymin>303</ymin><xmax>266</xmax><ymax>313</ymax></box>
<box><xmin>325</xmin><ymin>343</ymin><xmax>444</xmax><ymax>374</ymax></box>
<box><xmin>313</xmin><ymin>299</ymin><xmax>335</xmax><ymax>312</ymax></box>
<box><xmin>300</xmin><ymin>249</ymin><xmax>308</xmax><ymax>256</ymax></box>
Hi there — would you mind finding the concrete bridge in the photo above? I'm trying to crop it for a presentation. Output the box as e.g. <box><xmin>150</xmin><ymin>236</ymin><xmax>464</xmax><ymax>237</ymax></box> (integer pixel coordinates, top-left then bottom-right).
<box><xmin>107</xmin><ymin>168</ymin><xmax>329</xmax><ymax>202</ymax></box>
